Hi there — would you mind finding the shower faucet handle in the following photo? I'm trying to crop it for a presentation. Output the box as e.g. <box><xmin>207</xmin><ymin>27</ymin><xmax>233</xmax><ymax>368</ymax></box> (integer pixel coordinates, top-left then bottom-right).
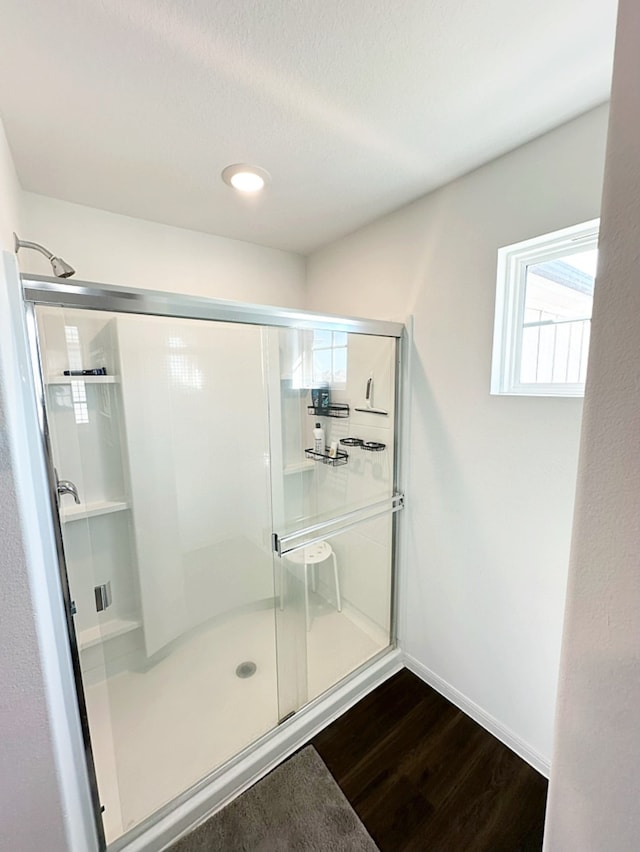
<box><xmin>57</xmin><ymin>479</ymin><xmax>81</xmax><ymax>505</ymax></box>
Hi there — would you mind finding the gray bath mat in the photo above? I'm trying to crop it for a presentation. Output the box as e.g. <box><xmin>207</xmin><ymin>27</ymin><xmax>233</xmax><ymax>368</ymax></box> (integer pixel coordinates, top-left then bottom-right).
<box><xmin>169</xmin><ymin>746</ymin><xmax>379</xmax><ymax>851</ymax></box>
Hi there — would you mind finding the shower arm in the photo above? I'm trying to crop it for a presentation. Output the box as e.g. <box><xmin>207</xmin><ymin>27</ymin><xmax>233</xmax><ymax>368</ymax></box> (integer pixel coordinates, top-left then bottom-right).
<box><xmin>14</xmin><ymin>234</ymin><xmax>55</xmax><ymax>260</ymax></box>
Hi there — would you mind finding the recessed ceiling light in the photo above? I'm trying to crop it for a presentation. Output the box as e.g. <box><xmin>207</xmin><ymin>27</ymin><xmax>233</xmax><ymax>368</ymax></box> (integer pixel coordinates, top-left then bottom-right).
<box><xmin>221</xmin><ymin>164</ymin><xmax>271</xmax><ymax>193</ymax></box>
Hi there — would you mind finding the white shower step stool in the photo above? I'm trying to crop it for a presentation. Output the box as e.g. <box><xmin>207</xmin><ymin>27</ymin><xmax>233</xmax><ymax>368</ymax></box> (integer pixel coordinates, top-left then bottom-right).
<box><xmin>282</xmin><ymin>540</ymin><xmax>342</xmax><ymax>631</ymax></box>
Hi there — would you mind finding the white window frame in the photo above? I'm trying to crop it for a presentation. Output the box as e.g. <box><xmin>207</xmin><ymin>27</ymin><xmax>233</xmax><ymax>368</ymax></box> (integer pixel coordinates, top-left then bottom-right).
<box><xmin>490</xmin><ymin>218</ymin><xmax>599</xmax><ymax>397</ymax></box>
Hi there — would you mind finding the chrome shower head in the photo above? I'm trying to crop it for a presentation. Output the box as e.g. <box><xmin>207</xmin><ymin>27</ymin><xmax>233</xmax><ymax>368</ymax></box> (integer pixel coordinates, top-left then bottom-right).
<box><xmin>50</xmin><ymin>256</ymin><xmax>76</xmax><ymax>278</ymax></box>
<box><xmin>14</xmin><ymin>233</ymin><xmax>76</xmax><ymax>279</ymax></box>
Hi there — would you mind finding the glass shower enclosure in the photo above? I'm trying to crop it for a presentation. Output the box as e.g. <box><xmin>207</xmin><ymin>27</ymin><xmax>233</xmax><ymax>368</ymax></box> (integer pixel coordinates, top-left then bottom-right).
<box><xmin>22</xmin><ymin>276</ymin><xmax>404</xmax><ymax>849</ymax></box>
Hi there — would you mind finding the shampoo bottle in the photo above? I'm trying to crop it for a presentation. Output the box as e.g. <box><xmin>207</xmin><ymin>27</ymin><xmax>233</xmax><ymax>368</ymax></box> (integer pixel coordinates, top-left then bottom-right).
<box><xmin>313</xmin><ymin>422</ymin><xmax>325</xmax><ymax>454</ymax></box>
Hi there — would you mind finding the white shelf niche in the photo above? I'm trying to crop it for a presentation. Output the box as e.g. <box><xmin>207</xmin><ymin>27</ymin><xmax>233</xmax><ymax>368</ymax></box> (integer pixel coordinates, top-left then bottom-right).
<box><xmin>78</xmin><ymin>617</ymin><xmax>141</xmax><ymax>651</ymax></box>
<box><xmin>61</xmin><ymin>499</ymin><xmax>130</xmax><ymax>523</ymax></box>
<box><xmin>46</xmin><ymin>375</ymin><xmax>119</xmax><ymax>385</ymax></box>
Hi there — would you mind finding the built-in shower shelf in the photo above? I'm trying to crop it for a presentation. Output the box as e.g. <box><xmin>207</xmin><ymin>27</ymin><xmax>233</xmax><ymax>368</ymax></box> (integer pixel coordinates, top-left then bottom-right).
<box><xmin>284</xmin><ymin>460</ymin><xmax>316</xmax><ymax>475</ymax></box>
<box><xmin>46</xmin><ymin>375</ymin><xmax>119</xmax><ymax>385</ymax></box>
<box><xmin>61</xmin><ymin>500</ymin><xmax>130</xmax><ymax>523</ymax></box>
<box><xmin>78</xmin><ymin>617</ymin><xmax>141</xmax><ymax>651</ymax></box>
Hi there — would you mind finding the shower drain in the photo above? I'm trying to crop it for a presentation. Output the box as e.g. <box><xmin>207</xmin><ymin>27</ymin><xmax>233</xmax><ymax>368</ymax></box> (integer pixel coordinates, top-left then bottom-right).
<box><xmin>235</xmin><ymin>661</ymin><xmax>257</xmax><ymax>679</ymax></box>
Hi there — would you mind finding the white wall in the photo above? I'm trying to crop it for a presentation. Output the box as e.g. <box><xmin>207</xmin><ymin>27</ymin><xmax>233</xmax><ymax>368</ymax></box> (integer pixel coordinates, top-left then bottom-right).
<box><xmin>0</xmin><ymin>117</ymin><xmax>20</xmax><ymax>249</ymax></box>
<box><xmin>306</xmin><ymin>103</ymin><xmax>610</xmax><ymax>768</ymax></box>
<box><xmin>544</xmin><ymin>2</ymin><xmax>640</xmax><ymax>847</ymax></box>
<box><xmin>0</xmin><ymin>118</ymin><xmax>89</xmax><ymax>851</ymax></box>
<box><xmin>19</xmin><ymin>192</ymin><xmax>306</xmax><ymax>307</ymax></box>
<box><xmin>1</xmin><ymin>89</ymin><xmax>621</xmax><ymax>847</ymax></box>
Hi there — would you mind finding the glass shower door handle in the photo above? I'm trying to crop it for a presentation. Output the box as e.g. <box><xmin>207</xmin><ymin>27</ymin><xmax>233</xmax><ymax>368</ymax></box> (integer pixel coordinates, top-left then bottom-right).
<box><xmin>273</xmin><ymin>492</ymin><xmax>404</xmax><ymax>556</ymax></box>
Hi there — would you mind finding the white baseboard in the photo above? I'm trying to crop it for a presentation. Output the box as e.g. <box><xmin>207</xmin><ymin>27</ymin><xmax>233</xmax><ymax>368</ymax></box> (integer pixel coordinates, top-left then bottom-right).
<box><xmin>116</xmin><ymin>648</ymin><xmax>403</xmax><ymax>852</ymax></box>
<box><xmin>403</xmin><ymin>653</ymin><xmax>550</xmax><ymax>778</ymax></box>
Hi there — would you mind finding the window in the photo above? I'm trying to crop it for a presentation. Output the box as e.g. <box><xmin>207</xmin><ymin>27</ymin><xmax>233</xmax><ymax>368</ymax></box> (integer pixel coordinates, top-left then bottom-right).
<box><xmin>491</xmin><ymin>219</ymin><xmax>599</xmax><ymax>397</ymax></box>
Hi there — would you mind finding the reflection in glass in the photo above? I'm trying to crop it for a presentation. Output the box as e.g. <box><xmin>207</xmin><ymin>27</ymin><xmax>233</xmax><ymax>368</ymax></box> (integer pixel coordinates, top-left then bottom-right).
<box><xmin>276</xmin><ymin>327</ymin><xmax>396</xmax><ymax>531</ymax></box>
<box><xmin>521</xmin><ymin>248</ymin><xmax>595</xmax><ymax>384</ymax></box>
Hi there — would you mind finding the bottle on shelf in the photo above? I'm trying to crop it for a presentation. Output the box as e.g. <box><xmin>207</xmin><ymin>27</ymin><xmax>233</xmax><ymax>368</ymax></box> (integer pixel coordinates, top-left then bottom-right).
<box><xmin>313</xmin><ymin>422</ymin><xmax>325</xmax><ymax>453</ymax></box>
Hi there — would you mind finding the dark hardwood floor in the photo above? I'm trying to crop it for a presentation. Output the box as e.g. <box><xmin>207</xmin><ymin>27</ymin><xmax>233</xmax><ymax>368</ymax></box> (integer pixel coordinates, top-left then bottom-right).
<box><xmin>312</xmin><ymin>668</ymin><xmax>547</xmax><ymax>852</ymax></box>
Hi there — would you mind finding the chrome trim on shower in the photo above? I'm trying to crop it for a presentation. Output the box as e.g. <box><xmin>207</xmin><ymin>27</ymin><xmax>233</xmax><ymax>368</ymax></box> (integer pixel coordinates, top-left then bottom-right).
<box><xmin>20</xmin><ymin>274</ymin><xmax>404</xmax><ymax>338</ymax></box>
<box><xmin>390</xmin><ymin>324</ymin><xmax>409</xmax><ymax>651</ymax></box>
<box><xmin>23</xmin><ymin>301</ymin><xmax>107</xmax><ymax>852</ymax></box>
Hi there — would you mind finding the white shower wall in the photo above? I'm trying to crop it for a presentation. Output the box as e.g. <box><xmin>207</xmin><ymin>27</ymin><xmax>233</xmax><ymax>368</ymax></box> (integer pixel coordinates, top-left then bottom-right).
<box><xmin>115</xmin><ymin>315</ymin><xmax>274</xmax><ymax>656</ymax></box>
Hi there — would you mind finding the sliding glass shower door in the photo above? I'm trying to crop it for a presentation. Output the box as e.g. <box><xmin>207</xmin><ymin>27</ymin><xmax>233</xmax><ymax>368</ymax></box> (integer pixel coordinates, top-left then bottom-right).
<box><xmin>26</xmin><ymin>282</ymin><xmax>403</xmax><ymax>850</ymax></box>
<box><xmin>35</xmin><ymin>306</ymin><xmax>279</xmax><ymax>843</ymax></box>
<box><xmin>269</xmin><ymin>326</ymin><xmax>400</xmax><ymax>717</ymax></box>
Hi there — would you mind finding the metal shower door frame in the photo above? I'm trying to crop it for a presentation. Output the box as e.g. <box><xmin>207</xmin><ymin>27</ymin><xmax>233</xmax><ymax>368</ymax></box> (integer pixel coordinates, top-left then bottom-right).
<box><xmin>21</xmin><ymin>274</ymin><xmax>403</xmax><ymax>337</ymax></box>
<box><xmin>22</xmin><ymin>299</ymin><xmax>107</xmax><ymax>851</ymax></box>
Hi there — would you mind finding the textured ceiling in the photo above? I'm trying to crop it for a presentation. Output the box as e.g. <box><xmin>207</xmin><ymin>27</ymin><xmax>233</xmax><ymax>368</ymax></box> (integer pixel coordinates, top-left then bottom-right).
<box><xmin>0</xmin><ymin>0</ymin><xmax>618</xmax><ymax>254</ymax></box>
